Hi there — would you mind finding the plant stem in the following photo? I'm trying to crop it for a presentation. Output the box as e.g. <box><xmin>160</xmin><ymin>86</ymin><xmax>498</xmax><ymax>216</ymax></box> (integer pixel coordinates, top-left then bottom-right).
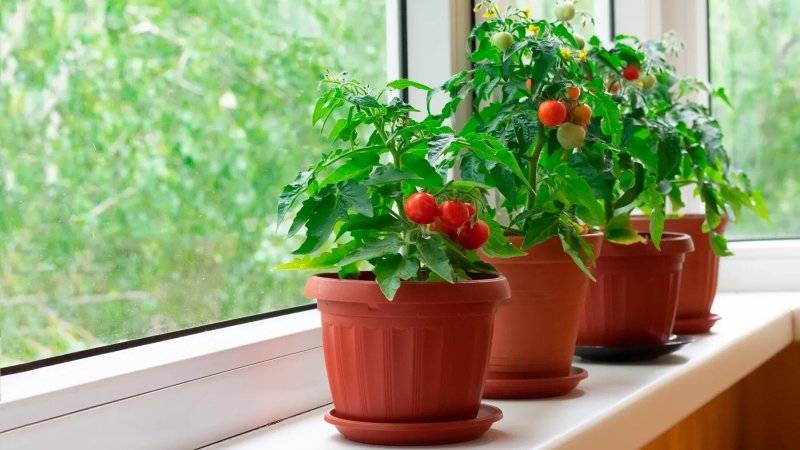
<box><xmin>526</xmin><ymin>121</ymin><xmax>547</xmax><ymax>210</ymax></box>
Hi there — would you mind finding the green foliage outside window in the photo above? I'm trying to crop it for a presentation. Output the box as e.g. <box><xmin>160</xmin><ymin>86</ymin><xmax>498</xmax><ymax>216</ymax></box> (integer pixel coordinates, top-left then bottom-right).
<box><xmin>0</xmin><ymin>0</ymin><xmax>387</xmax><ymax>366</ymax></box>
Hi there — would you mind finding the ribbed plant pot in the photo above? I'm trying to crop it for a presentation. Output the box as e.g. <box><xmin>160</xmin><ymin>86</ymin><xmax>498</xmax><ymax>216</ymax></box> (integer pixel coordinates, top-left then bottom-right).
<box><xmin>631</xmin><ymin>215</ymin><xmax>729</xmax><ymax>334</ymax></box>
<box><xmin>306</xmin><ymin>273</ymin><xmax>510</xmax><ymax>428</ymax></box>
<box><xmin>480</xmin><ymin>233</ymin><xmax>603</xmax><ymax>380</ymax></box>
<box><xmin>577</xmin><ymin>232</ymin><xmax>694</xmax><ymax>347</ymax></box>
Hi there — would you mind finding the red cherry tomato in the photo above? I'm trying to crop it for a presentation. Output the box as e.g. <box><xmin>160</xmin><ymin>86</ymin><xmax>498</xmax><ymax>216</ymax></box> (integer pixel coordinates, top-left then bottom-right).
<box><xmin>456</xmin><ymin>220</ymin><xmax>490</xmax><ymax>250</ymax></box>
<box><xmin>465</xmin><ymin>203</ymin><xmax>476</xmax><ymax>219</ymax></box>
<box><xmin>429</xmin><ymin>218</ymin><xmax>458</xmax><ymax>239</ymax></box>
<box><xmin>404</xmin><ymin>192</ymin><xmax>438</xmax><ymax>224</ymax></box>
<box><xmin>438</xmin><ymin>200</ymin><xmax>470</xmax><ymax>229</ymax></box>
<box><xmin>622</xmin><ymin>65</ymin><xmax>640</xmax><ymax>81</ymax></box>
<box><xmin>537</xmin><ymin>100</ymin><xmax>568</xmax><ymax>127</ymax></box>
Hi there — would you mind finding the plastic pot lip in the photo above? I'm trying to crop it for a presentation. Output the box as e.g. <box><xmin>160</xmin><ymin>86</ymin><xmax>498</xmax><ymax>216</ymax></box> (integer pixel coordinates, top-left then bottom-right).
<box><xmin>601</xmin><ymin>232</ymin><xmax>695</xmax><ymax>257</ymax></box>
<box><xmin>482</xmin><ymin>232</ymin><xmax>604</xmax><ymax>265</ymax></box>
<box><xmin>630</xmin><ymin>214</ymin><xmax>729</xmax><ymax>223</ymax></box>
<box><xmin>305</xmin><ymin>272</ymin><xmax>511</xmax><ymax>304</ymax></box>
<box><xmin>629</xmin><ymin>215</ymin><xmax>729</xmax><ymax>232</ymax></box>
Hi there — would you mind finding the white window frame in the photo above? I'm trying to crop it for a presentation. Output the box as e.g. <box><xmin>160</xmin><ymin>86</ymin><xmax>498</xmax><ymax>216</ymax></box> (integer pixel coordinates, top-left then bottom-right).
<box><xmin>2</xmin><ymin>2</ymin><xmax>798</xmax><ymax>448</ymax></box>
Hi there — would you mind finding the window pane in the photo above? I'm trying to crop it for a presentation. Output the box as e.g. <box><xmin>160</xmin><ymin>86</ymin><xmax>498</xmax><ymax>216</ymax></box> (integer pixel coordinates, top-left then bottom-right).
<box><xmin>709</xmin><ymin>0</ymin><xmax>798</xmax><ymax>238</ymax></box>
<box><xmin>514</xmin><ymin>0</ymin><xmax>611</xmax><ymax>41</ymax></box>
<box><xmin>0</xmin><ymin>0</ymin><xmax>389</xmax><ymax>366</ymax></box>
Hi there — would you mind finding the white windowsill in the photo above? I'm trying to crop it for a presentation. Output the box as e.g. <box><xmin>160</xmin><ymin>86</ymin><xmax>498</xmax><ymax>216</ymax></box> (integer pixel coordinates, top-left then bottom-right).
<box><xmin>207</xmin><ymin>292</ymin><xmax>800</xmax><ymax>450</ymax></box>
<box><xmin>1</xmin><ymin>240</ymin><xmax>799</xmax><ymax>449</ymax></box>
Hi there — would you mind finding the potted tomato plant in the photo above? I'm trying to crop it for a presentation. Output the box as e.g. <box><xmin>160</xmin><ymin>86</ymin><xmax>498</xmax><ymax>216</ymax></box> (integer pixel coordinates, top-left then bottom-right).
<box><xmin>277</xmin><ymin>74</ymin><xmax>522</xmax><ymax>446</ymax></box>
<box><xmin>527</xmin><ymin>34</ymin><xmax>698</xmax><ymax>357</ymax></box>
<box><xmin>432</xmin><ymin>1</ymin><xmax>614</xmax><ymax>398</ymax></box>
<box><xmin>618</xmin><ymin>36</ymin><xmax>769</xmax><ymax>333</ymax></box>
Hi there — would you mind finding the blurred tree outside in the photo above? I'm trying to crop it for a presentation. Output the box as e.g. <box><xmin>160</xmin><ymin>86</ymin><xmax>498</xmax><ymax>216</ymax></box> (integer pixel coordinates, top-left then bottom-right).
<box><xmin>0</xmin><ymin>0</ymin><xmax>387</xmax><ymax>366</ymax></box>
<box><xmin>710</xmin><ymin>0</ymin><xmax>800</xmax><ymax>238</ymax></box>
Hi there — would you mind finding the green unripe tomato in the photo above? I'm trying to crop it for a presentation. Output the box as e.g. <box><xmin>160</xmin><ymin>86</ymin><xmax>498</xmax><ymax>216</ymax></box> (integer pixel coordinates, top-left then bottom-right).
<box><xmin>554</xmin><ymin>2</ymin><xmax>576</xmax><ymax>21</ymax></box>
<box><xmin>641</xmin><ymin>74</ymin><xmax>657</xmax><ymax>90</ymax></box>
<box><xmin>491</xmin><ymin>32</ymin><xmax>514</xmax><ymax>53</ymax></box>
<box><xmin>556</xmin><ymin>122</ymin><xmax>586</xmax><ymax>149</ymax></box>
<box><xmin>573</xmin><ymin>33</ymin><xmax>586</xmax><ymax>49</ymax></box>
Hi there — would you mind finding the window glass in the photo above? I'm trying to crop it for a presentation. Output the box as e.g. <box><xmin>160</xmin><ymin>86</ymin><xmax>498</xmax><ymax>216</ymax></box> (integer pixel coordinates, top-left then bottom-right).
<box><xmin>0</xmin><ymin>0</ymin><xmax>389</xmax><ymax>366</ymax></box>
<box><xmin>709</xmin><ymin>0</ymin><xmax>798</xmax><ymax>238</ymax></box>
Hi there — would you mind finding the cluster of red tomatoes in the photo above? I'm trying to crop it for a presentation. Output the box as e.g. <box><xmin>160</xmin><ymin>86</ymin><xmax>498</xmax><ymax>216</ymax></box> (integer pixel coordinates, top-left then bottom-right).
<box><xmin>535</xmin><ymin>86</ymin><xmax>592</xmax><ymax>149</ymax></box>
<box><xmin>403</xmin><ymin>193</ymin><xmax>489</xmax><ymax>250</ymax></box>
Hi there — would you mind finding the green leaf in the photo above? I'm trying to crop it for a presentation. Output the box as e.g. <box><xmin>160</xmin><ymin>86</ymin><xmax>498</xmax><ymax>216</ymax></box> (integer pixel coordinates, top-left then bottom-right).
<box><xmin>274</xmin><ymin>241</ymin><xmax>358</xmax><ymax>271</ymax></box>
<box><xmin>415</xmin><ymin>237</ymin><xmax>453</xmax><ymax>283</ymax></box>
<box><xmin>552</xmin><ymin>165</ymin><xmax>605</xmax><ymax>227</ymax></box>
<box><xmin>464</xmin><ymin>133</ymin><xmax>531</xmax><ymax>189</ymax></box>
<box><xmin>364</xmin><ymin>166</ymin><xmax>422</xmax><ymax>186</ymax></box>
<box><xmin>373</xmin><ymin>254</ymin><xmax>420</xmax><ymax>299</ymax></box>
<box><xmin>387</xmin><ymin>79</ymin><xmax>434</xmax><ymax>91</ymax></box>
<box><xmin>709</xmin><ymin>230</ymin><xmax>734</xmax><ymax>257</ymax></box>
<box><xmin>293</xmin><ymin>181</ymin><xmax>372</xmax><ymax>254</ymax></box>
<box><xmin>344</xmin><ymin>93</ymin><xmax>383</xmax><ymax>109</ymax></box>
<box><xmin>338</xmin><ymin>235</ymin><xmax>403</xmax><ymax>266</ymax></box>
<box><xmin>401</xmin><ymin>151</ymin><xmax>445</xmax><ymax>188</ymax></box>
<box><xmin>338</xmin><ymin>180</ymin><xmax>373</xmax><ymax>217</ymax></box>
<box><xmin>568</xmin><ymin>152</ymin><xmax>614</xmax><ymax>202</ymax></box>
<box><xmin>293</xmin><ymin>193</ymin><xmax>343</xmax><ymax>254</ymax></box>
<box><xmin>320</xmin><ymin>153</ymin><xmax>378</xmax><ymax>186</ymax></box>
<box><xmin>522</xmin><ymin>212</ymin><xmax>561</xmax><ymax>249</ymax></box>
<box><xmin>278</xmin><ymin>170</ymin><xmax>314</xmax><ymax>225</ymax></box>
<box><xmin>427</xmin><ymin>134</ymin><xmax>460</xmax><ymax>163</ymax></box>
<box><xmin>482</xmin><ymin>220</ymin><xmax>526</xmax><ymax>258</ymax></box>
<box><xmin>559</xmin><ymin>227</ymin><xmax>596</xmax><ymax>281</ymax></box>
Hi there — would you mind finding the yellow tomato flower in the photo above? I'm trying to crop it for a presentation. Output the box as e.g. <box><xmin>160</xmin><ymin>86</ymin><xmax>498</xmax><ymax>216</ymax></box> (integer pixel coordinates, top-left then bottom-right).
<box><xmin>560</xmin><ymin>47</ymin><xmax>572</xmax><ymax>59</ymax></box>
<box><xmin>473</xmin><ymin>5</ymin><xmax>481</xmax><ymax>13</ymax></box>
<box><xmin>528</xmin><ymin>24</ymin><xmax>540</xmax><ymax>33</ymax></box>
<box><xmin>521</xmin><ymin>6</ymin><xmax>532</xmax><ymax>18</ymax></box>
<box><xmin>576</xmin><ymin>50</ymin><xmax>588</xmax><ymax>62</ymax></box>
<box><xmin>483</xmin><ymin>8</ymin><xmax>497</xmax><ymax>18</ymax></box>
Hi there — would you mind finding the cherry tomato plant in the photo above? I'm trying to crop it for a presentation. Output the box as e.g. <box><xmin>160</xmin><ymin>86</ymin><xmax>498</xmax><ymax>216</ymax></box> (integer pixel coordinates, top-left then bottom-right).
<box><xmin>432</xmin><ymin>1</ymin><xmax>635</xmax><ymax>276</ymax></box>
<box><xmin>587</xmin><ymin>34</ymin><xmax>768</xmax><ymax>254</ymax></box>
<box><xmin>276</xmin><ymin>74</ymin><xmax>522</xmax><ymax>299</ymax></box>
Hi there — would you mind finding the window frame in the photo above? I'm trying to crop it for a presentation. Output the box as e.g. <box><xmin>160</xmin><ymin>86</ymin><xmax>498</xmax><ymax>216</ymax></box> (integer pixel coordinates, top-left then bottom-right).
<box><xmin>2</xmin><ymin>1</ymin><xmax>799</xmax><ymax>447</ymax></box>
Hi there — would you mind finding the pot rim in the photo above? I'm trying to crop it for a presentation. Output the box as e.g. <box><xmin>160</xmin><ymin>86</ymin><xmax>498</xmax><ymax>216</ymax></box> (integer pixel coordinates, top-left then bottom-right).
<box><xmin>483</xmin><ymin>232</ymin><xmax>604</xmax><ymax>265</ymax></box>
<box><xmin>601</xmin><ymin>231</ymin><xmax>694</xmax><ymax>257</ymax></box>
<box><xmin>305</xmin><ymin>271</ymin><xmax>511</xmax><ymax>304</ymax></box>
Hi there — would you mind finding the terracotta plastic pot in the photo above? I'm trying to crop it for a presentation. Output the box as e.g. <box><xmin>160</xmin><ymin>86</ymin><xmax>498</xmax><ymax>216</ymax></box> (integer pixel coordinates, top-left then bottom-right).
<box><xmin>306</xmin><ymin>273</ymin><xmax>510</xmax><ymax>424</ymax></box>
<box><xmin>480</xmin><ymin>233</ymin><xmax>604</xmax><ymax>380</ymax></box>
<box><xmin>577</xmin><ymin>232</ymin><xmax>694</xmax><ymax>347</ymax></box>
<box><xmin>631</xmin><ymin>215</ymin><xmax>729</xmax><ymax>333</ymax></box>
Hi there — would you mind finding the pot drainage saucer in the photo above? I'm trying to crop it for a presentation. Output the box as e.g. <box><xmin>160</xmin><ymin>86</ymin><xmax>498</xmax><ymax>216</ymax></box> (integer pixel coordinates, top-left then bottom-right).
<box><xmin>673</xmin><ymin>314</ymin><xmax>721</xmax><ymax>334</ymax></box>
<box><xmin>483</xmin><ymin>366</ymin><xmax>588</xmax><ymax>399</ymax></box>
<box><xmin>574</xmin><ymin>335</ymin><xmax>694</xmax><ymax>363</ymax></box>
<box><xmin>324</xmin><ymin>403</ymin><xmax>502</xmax><ymax>446</ymax></box>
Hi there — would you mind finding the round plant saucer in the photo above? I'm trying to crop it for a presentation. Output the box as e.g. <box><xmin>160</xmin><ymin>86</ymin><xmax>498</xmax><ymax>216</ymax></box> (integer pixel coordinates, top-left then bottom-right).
<box><xmin>574</xmin><ymin>335</ymin><xmax>694</xmax><ymax>363</ymax></box>
<box><xmin>324</xmin><ymin>403</ymin><xmax>502</xmax><ymax>446</ymax></box>
<box><xmin>673</xmin><ymin>314</ymin><xmax>721</xmax><ymax>334</ymax></box>
<box><xmin>483</xmin><ymin>366</ymin><xmax>588</xmax><ymax>399</ymax></box>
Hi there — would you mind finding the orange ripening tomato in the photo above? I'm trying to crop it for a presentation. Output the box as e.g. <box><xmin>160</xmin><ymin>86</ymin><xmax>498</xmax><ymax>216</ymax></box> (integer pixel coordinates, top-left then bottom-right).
<box><xmin>566</xmin><ymin>86</ymin><xmax>580</xmax><ymax>100</ymax></box>
<box><xmin>526</xmin><ymin>79</ymin><xmax>533</xmax><ymax>91</ymax></box>
<box><xmin>571</xmin><ymin>103</ymin><xmax>592</xmax><ymax>125</ymax></box>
